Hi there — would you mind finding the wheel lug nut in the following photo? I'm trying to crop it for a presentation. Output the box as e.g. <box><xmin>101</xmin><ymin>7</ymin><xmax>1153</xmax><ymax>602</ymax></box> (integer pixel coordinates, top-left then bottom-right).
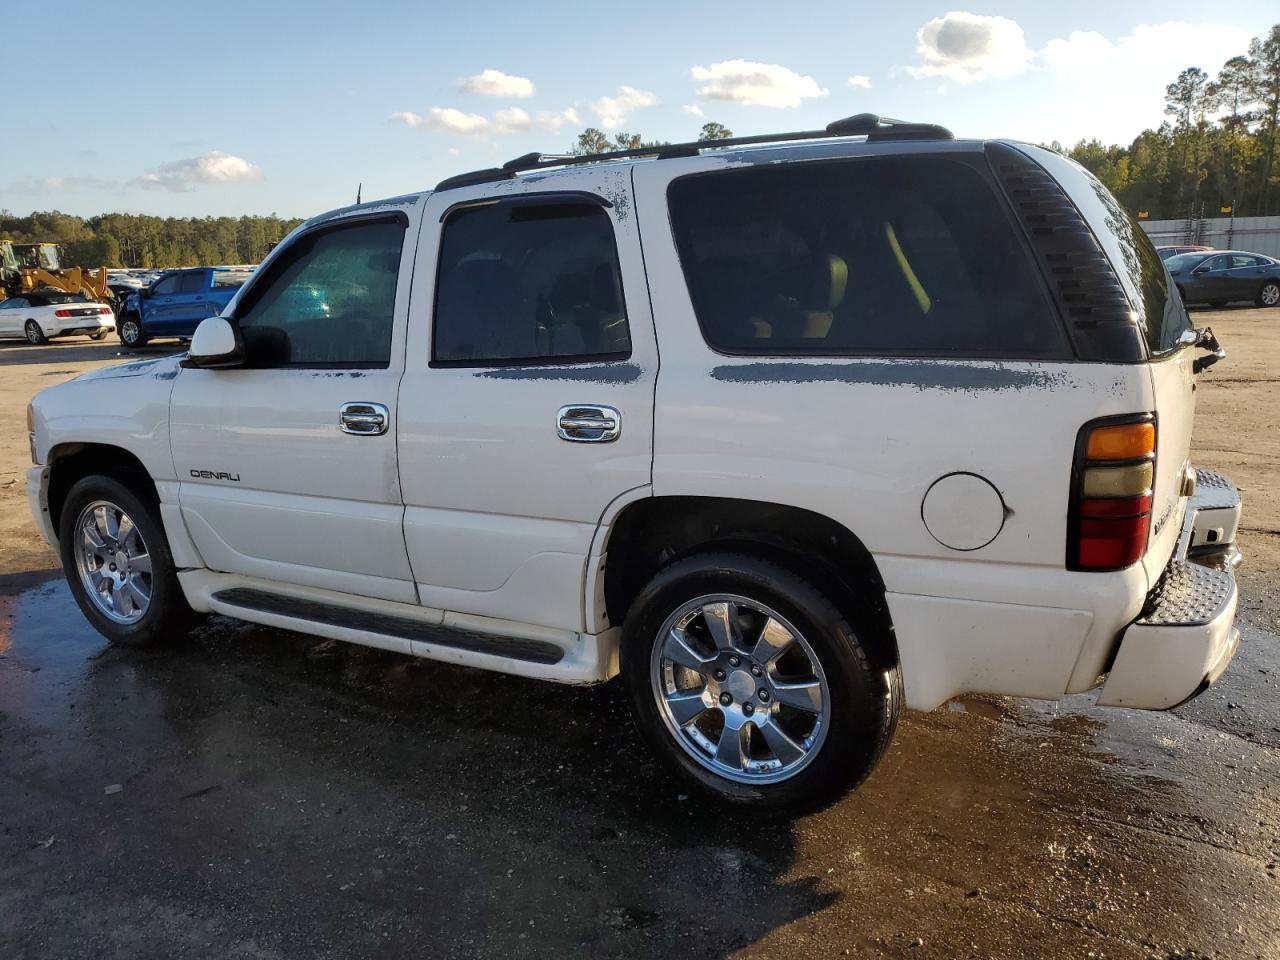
<box><xmin>743</xmin><ymin>703</ymin><xmax>754</xmax><ymax>716</ymax></box>
<box><xmin>759</xmin><ymin>689</ymin><xmax>770</xmax><ymax>702</ymax></box>
<box><xmin>713</xmin><ymin>669</ymin><xmax>726</xmax><ymax>681</ymax></box>
<box><xmin>719</xmin><ymin>692</ymin><xmax>732</xmax><ymax>706</ymax></box>
<box><xmin>750</xmin><ymin>664</ymin><xmax>762</xmax><ymax>677</ymax></box>
<box><xmin>728</xmin><ymin>655</ymin><xmax>740</xmax><ymax>667</ymax></box>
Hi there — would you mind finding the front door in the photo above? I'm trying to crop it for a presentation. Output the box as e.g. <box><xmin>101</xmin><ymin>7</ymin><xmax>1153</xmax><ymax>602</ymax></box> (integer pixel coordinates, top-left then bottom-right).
<box><xmin>169</xmin><ymin>209</ymin><xmax>420</xmax><ymax>603</ymax></box>
<box><xmin>1190</xmin><ymin>254</ymin><xmax>1234</xmax><ymax>302</ymax></box>
<box><xmin>397</xmin><ymin>170</ymin><xmax>657</xmax><ymax>632</ymax></box>
<box><xmin>0</xmin><ymin>298</ymin><xmax>27</xmax><ymax>336</ymax></box>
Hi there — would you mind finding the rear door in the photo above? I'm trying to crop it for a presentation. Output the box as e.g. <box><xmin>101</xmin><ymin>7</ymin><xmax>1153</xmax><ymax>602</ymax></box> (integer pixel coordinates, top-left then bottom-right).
<box><xmin>396</xmin><ymin>170</ymin><xmax>657</xmax><ymax>632</ymax></box>
<box><xmin>169</xmin><ymin>207</ymin><xmax>421</xmax><ymax>604</ymax></box>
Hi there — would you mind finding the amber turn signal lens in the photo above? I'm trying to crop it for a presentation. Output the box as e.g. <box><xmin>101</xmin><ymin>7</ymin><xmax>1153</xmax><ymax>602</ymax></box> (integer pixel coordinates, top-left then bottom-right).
<box><xmin>1086</xmin><ymin>422</ymin><xmax>1155</xmax><ymax>460</ymax></box>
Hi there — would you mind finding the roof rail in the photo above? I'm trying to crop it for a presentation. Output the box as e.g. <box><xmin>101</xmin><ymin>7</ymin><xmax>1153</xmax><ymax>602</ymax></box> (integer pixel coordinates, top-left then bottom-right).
<box><xmin>433</xmin><ymin>113</ymin><xmax>954</xmax><ymax>191</ymax></box>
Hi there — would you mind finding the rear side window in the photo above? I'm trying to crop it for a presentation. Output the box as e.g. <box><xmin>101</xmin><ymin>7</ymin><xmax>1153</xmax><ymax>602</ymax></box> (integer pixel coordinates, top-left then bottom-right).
<box><xmin>667</xmin><ymin>157</ymin><xmax>1065</xmax><ymax>358</ymax></box>
<box><xmin>432</xmin><ymin>201</ymin><xmax>630</xmax><ymax>366</ymax></box>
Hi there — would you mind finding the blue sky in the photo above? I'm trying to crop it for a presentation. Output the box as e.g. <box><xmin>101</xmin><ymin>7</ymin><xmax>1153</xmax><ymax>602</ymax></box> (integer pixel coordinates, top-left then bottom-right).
<box><xmin>3</xmin><ymin>1</ymin><xmax>1276</xmax><ymax>218</ymax></box>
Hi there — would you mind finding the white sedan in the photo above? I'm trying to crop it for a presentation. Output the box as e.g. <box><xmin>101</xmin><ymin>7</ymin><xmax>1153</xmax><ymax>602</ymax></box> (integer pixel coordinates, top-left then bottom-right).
<box><xmin>0</xmin><ymin>292</ymin><xmax>116</xmax><ymax>344</ymax></box>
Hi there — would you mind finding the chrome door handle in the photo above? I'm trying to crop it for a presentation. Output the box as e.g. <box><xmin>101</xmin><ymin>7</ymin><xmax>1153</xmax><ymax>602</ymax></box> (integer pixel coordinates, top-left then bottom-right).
<box><xmin>557</xmin><ymin>404</ymin><xmax>620</xmax><ymax>443</ymax></box>
<box><xmin>340</xmin><ymin>401</ymin><xmax>389</xmax><ymax>436</ymax></box>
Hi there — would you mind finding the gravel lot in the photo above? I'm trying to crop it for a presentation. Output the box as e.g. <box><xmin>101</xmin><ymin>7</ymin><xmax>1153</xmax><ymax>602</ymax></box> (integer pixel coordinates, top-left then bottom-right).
<box><xmin>3</xmin><ymin>311</ymin><xmax>1279</xmax><ymax>959</ymax></box>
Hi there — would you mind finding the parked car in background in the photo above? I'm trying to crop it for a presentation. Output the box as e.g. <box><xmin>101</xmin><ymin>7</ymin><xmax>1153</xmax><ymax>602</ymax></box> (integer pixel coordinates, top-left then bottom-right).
<box><xmin>118</xmin><ymin>267</ymin><xmax>252</xmax><ymax>347</ymax></box>
<box><xmin>0</xmin><ymin>291</ymin><xmax>115</xmax><ymax>344</ymax></box>
<box><xmin>1164</xmin><ymin>250</ymin><xmax>1280</xmax><ymax>307</ymax></box>
<box><xmin>27</xmin><ymin>115</ymin><xmax>1243</xmax><ymax>810</ymax></box>
<box><xmin>1157</xmin><ymin>244</ymin><xmax>1213</xmax><ymax>260</ymax></box>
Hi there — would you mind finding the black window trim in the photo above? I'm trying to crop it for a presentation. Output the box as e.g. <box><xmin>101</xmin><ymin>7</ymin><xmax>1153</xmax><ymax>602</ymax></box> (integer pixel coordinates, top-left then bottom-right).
<box><xmin>428</xmin><ymin>192</ymin><xmax>633</xmax><ymax>370</ymax></box>
<box><xmin>665</xmin><ymin>152</ymin><xmax>1075</xmax><ymax>363</ymax></box>
<box><xmin>227</xmin><ymin>209</ymin><xmax>410</xmax><ymax>371</ymax></box>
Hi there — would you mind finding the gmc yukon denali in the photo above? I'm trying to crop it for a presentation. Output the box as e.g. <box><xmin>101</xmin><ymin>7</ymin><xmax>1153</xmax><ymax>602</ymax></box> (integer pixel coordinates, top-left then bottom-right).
<box><xmin>26</xmin><ymin>114</ymin><xmax>1244</xmax><ymax>810</ymax></box>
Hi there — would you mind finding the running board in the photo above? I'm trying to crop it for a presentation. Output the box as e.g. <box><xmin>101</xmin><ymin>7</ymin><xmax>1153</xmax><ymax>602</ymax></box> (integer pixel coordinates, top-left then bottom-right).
<box><xmin>211</xmin><ymin>587</ymin><xmax>565</xmax><ymax>665</ymax></box>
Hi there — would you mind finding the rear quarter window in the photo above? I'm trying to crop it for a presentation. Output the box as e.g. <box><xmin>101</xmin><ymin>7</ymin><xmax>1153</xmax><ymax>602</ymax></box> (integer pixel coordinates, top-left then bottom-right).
<box><xmin>667</xmin><ymin>155</ymin><xmax>1067</xmax><ymax>359</ymax></box>
<box><xmin>1021</xmin><ymin>146</ymin><xmax>1192</xmax><ymax>357</ymax></box>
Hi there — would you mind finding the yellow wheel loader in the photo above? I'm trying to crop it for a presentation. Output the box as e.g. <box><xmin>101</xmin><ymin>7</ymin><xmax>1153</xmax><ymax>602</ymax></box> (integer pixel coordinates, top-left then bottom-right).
<box><xmin>0</xmin><ymin>240</ymin><xmax>112</xmax><ymax>303</ymax></box>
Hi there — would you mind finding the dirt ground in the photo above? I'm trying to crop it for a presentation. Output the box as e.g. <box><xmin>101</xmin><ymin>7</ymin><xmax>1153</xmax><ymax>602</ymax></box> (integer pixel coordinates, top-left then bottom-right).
<box><xmin>2</xmin><ymin>312</ymin><xmax>1280</xmax><ymax>959</ymax></box>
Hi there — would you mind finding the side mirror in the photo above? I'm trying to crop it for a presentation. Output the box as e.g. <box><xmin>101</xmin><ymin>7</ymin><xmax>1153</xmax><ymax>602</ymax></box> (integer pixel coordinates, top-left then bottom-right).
<box><xmin>185</xmin><ymin>316</ymin><xmax>243</xmax><ymax>368</ymax></box>
<box><xmin>1192</xmin><ymin>267</ymin><xmax>1209</xmax><ymax>276</ymax></box>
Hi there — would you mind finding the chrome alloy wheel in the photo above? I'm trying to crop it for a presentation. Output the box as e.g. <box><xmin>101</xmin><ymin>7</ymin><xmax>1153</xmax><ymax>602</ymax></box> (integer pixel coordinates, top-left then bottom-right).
<box><xmin>25</xmin><ymin>321</ymin><xmax>43</xmax><ymax>344</ymax></box>
<box><xmin>1262</xmin><ymin>282</ymin><xmax>1280</xmax><ymax>307</ymax></box>
<box><xmin>73</xmin><ymin>500</ymin><xmax>153</xmax><ymax>624</ymax></box>
<box><xmin>651</xmin><ymin>594</ymin><xmax>831</xmax><ymax>785</ymax></box>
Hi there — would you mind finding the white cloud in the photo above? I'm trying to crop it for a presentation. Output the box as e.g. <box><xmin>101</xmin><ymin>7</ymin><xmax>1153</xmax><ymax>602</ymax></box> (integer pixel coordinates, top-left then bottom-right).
<box><xmin>447</xmin><ymin>147</ymin><xmax>461</xmax><ymax>157</ymax></box>
<box><xmin>7</xmin><ymin>174</ymin><xmax>114</xmax><ymax>194</ymax></box>
<box><xmin>535</xmin><ymin>107</ymin><xmax>580</xmax><ymax>132</ymax></box>
<box><xmin>1032</xmin><ymin>21</ymin><xmax>1252</xmax><ymax>144</ymax></box>
<box><xmin>135</xmin><ymin>151</ymin><xmax>262</xmax><ymax>192</ymax></box>
<box><xmin>909</xmin><ymin>11</ymin><xmax>1032</xmax><ymax>82</ymax></box>
<box><xmin>393</xmin><ymin>104</ymin><xmax>580</xmax><ymax>137</ymax></box>
<box><xmin>458</xmin><ymin>68</ymin><xmax>535</xmax><ymax>98</ymax></box>
<box><xmin>682</xmin><ymin>103</ymin><xmax>704</xmax><ymax>117</ymax></box>
<box><xmin>847</xmin><ymin>75</ymin><xmax>872</xmax><ymax>89</ymax></box>
<box><xmin>590</xmin><ymin>86</ymin><xmax>658</xmax><ymax>129</ymax></box>
<box><xmin>692</xmin><ymin>60</ymin><xmax>828</xmax><ymax>108</ymax></box>
<box><xmin>391</xmin><ymin>110</ymin><xmax>425</xmax><ymax>128</ymax></box>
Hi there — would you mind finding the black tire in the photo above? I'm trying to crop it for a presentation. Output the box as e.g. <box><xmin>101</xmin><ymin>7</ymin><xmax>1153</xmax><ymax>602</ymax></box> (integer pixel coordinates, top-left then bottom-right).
<box><xmin>24</xmin><ymin>319</ymin><xmax>47</xmax><ymax>344</ymax></box>
<box><xmin>118</xmin><ymin>314</ymin><xmax>147</xmax><ymax>348</ymax></box>
<box><xmin>621</xmin><ymin>551</ymin><xmax>901</xmax><ymax>812</ymax></box>
<box><xmin>58</xmin><ymin>474</ymin><xmax>196</xmax><ymax>647</ymax></box>
<box><xmin>89</xmin><ymin>328</ymin><xmax>110</xmax><ymax>341</ymax></box>
<box><xmin>1257</xmin><ymin>281</ymin><xmax>1280</xmax><ymax>308</ymax></box>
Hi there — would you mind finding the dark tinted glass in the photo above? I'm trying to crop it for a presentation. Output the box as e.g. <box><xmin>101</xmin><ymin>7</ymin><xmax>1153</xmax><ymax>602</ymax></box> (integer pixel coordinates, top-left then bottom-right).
<box><xmin>151</xmin><ymin>274</ymin><xmax>181</xmax><ymax>296</ymax></box>
<box><xmin>236</xmin><ymin>218</ymin><xmax>405</xmax><ymax>367</ymax></box>
<box><xmin>179</xmin><ymin>271</ymin><xmax>205</xmax><ymax>293</ymax></box>
<box><xmin>433</xmin><ymin>203</ymin><xmax>629</xmax><ymax>365</ymax></box>
<box><xmin>667</xmin><ymin>157</ymin><xmax>1065</xmax><ymax>358</ymax></box>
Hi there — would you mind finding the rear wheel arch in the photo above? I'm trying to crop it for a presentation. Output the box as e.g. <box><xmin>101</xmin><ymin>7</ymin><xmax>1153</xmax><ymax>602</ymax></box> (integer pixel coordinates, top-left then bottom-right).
<box><xmin>600</xmin><ymin>496</ymin><xmax>897</xmax><ymax>672</ymax></box>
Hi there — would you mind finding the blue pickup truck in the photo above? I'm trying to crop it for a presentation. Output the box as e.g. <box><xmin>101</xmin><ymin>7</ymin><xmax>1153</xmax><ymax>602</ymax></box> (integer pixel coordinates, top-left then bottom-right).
<box><xmin>118</xmin><ymin>267</ymin><xmax>252</xmax><ymax>347</ymax></box>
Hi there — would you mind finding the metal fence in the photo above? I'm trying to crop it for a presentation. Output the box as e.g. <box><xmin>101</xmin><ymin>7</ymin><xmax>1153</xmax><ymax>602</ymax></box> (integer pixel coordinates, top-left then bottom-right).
<box><xmin>1140</xmin><ymin>216</ymin><xmax>1280</xmax><ymax>259</ymax></box>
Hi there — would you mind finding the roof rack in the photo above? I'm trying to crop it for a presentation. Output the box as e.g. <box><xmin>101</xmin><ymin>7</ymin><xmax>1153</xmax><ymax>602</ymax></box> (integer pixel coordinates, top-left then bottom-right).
<box><xmin>434</xmin><ymin>113</ymin><xmax>954</xmax><ymax>191</ymax></box>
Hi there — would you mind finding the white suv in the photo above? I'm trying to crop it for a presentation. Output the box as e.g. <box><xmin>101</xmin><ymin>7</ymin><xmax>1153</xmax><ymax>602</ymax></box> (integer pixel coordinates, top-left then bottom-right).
<box><xmin>26</xmin><ymin>115</ymin><xmax>1243</xmax><ymax>810</ymax></box>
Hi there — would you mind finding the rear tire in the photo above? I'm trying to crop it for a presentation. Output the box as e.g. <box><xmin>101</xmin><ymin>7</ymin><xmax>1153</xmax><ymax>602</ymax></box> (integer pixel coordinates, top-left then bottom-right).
<box><xmin>24</xmin><ymin>320</ymin><xmax>47</xmax><ymax>344</ymax></box>
<box><xmin>621</xmin><ymin>551</ymin><xmax>900</xmax><ymax>812</ymax></box>
<box><xmin>118</xmin><ymin>314</ymin><xmax>147</xmax><ymax>348</ymax></box>
<box><xmin>58</xmin><ymin>475</ymin><xmax>196</xmax><ymax>647</ymax></box>
<box><xmin>89</xmin><ymin>328</ymin><xmax>110</xmax><ymax>341</ymax></box>
<box><xmin>1258</xmin><ymin>281</ymin><xmax>1280</xmax><ymax>308</ymax></box>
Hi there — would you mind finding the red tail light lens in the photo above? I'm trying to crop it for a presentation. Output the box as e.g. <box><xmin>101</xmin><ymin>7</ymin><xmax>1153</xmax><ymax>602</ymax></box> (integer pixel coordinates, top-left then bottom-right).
<box><xmin>1067</xmin><ymin>415</ymin><xmax>1156</xmax><ymax>571</ymax></box>
<box><xmin>99</xmin><ymin>306</ymin><xmax>111</xmax><ymax>315</ymax></box>
<box><xmin>54</xmin><ymin>308</ymin><xmax>72</xmax><ymax>318</ymax></box>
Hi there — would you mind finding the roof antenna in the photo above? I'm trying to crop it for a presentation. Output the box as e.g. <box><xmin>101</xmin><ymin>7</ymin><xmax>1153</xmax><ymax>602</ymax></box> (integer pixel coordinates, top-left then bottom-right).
<box><xmin>355</xmin><ymin>182</ymin><xmax>362</xmax><ymax>204</ymax></box>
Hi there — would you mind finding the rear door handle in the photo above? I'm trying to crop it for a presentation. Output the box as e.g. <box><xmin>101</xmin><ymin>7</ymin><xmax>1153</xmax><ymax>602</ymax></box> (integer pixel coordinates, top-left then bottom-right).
<box><xmin>557</xmin><ymin>404</ymin><xmax>620</xmax><ymax>443</ymax></box>
<box><xmin>340</xmin><ymin>401</ymin><xmax>389</xmax><ymax>436</ymax></box>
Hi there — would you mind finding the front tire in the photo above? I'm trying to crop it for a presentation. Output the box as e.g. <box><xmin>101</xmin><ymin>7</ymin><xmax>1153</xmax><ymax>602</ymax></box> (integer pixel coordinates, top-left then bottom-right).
<box><xmin>58</xmin><ymin>475</ymin><xmax>195</xmax><ymax>646</ymax></box>
<box><xmin>118</xmin><ymin>314</ymin><xmax>147</xmax><ymax>348</ymax></box>
<box><xmin>1258</xmin><ymin>281</ymin><xmax>1280</xmax><ymax>308</ymax></box>
<box><xmin>24</xmin><ymin>320</ymin><xmax>47</xmax><ymax>344</ymax></box>
<box><xmin>621</xmin><ymin>551</ymin><xmax>900</xmax><ymax>811</ymax></box>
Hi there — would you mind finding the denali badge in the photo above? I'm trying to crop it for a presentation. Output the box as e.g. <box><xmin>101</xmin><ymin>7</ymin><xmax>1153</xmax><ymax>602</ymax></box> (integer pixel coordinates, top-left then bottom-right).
<box><xmin>190</xmin><ymin>469</ymin><xmax>240</xmax><ymax>482</ymax></box>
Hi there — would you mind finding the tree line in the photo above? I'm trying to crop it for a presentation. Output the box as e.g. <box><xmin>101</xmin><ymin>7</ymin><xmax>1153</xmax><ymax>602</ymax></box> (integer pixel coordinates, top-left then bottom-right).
<box><xmin>1059</xmin><ymin>23</ymin><xmax>1280</xmax><ymax>220</ymax></box>
<box><xmin>0</xmin><ymin>210</ymin><xmax>304</xmax><ymax>270</ymax></box>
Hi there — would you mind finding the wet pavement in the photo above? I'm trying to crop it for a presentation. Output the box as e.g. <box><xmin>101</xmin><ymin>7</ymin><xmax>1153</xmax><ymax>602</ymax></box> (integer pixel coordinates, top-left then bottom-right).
<box><xmin>3</xmin><ymin>574</ymin><xmax>1280</xmax><ymax>959</ymax></box>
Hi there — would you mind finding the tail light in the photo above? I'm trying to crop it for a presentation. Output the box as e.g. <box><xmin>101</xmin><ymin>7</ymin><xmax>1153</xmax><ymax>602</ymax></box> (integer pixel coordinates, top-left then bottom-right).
<box><xmin>99</xmin><ymin>306</ymin><xmax>111</xmax><ymax>315</ymax></box>
<box><xmin>54</xmin><ymin>308</ymin><xmax>72</xmax><ymax>318</ymax></box>
<box><xmin>1067</xmin><ymin>415</ymin><xmax>1156</xmax><ymax>571</ymax></box>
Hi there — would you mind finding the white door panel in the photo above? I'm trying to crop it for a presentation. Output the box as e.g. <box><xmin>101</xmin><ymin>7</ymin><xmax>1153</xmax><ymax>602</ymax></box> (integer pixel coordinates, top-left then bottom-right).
<box><xmin>398</xmin><ymin>169</ymin><xmax>657</xmax><ymax>632</ymax></box>
<box><xmin>168</xmin><ymin>203</ymin><xmax>422</xmax><ymax>601</ymax></box>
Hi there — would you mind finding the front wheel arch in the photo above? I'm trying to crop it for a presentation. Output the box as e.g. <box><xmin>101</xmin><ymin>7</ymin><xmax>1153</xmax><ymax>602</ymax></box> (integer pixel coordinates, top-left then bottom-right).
<box><xmin>47</xmin><ymin>443</ymin><xmax>160</xmax><ymax>541</ymax></box>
